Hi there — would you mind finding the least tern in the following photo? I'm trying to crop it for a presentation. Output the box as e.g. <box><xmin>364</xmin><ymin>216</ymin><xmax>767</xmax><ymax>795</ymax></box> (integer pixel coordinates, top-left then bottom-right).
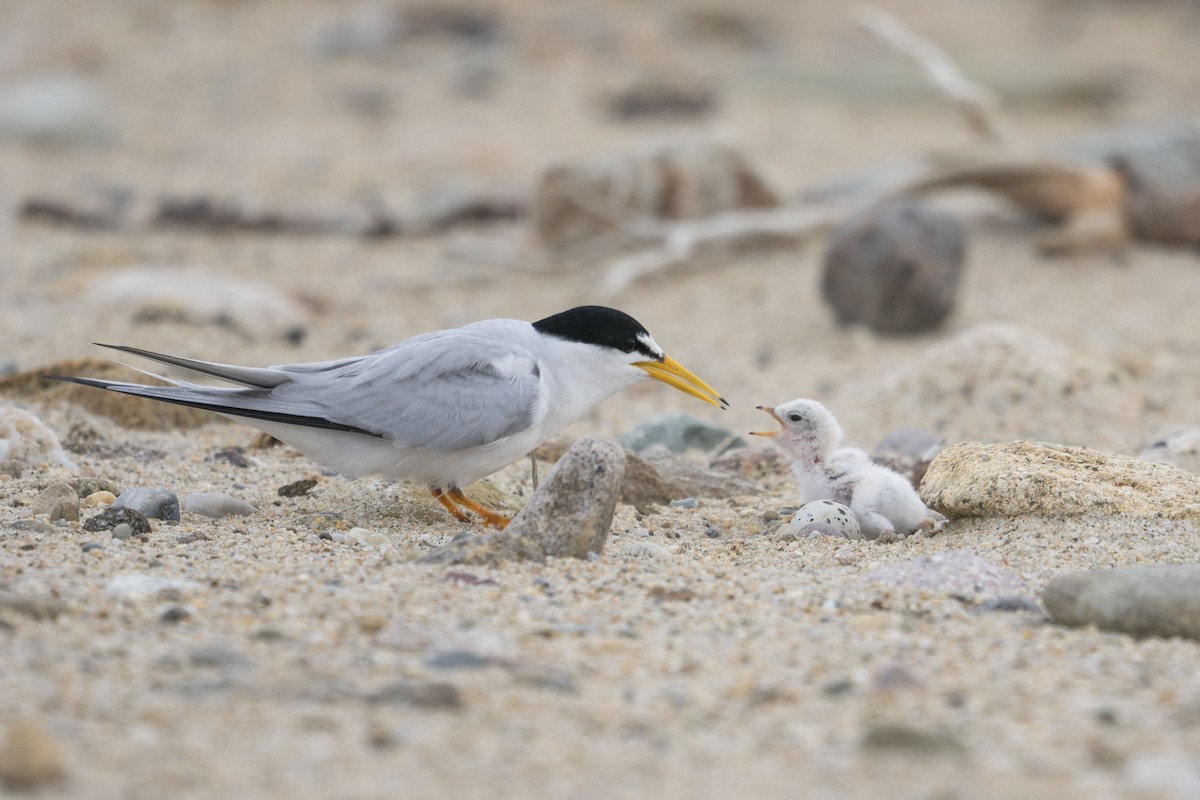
<box><xmin>57</xmin><ymin>306</ymin><xmax>726</xmax><ymax>528</ymax></box>
<box><xmin>751</xmin><ymin>399</ymin><xmax>944</xmax><ymax>539</ymax></box>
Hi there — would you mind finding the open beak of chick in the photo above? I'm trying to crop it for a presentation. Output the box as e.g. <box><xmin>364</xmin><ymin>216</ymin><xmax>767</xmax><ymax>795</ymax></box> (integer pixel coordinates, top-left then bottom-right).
<box><xmin>635</xmin><ymin>356</ymin><xmax>729</xmax><ymax>409</ymax></box>
<box><xmin>749</xmin><ymin>404</ymin><xmax>782</xmax><ymax>437</ymax></box>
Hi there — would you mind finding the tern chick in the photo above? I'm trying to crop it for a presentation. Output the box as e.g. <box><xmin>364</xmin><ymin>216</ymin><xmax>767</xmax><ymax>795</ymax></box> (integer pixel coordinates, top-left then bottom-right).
<box><xmin>55</xmin><ymin>306</ymin><xmax>727</xmax><ymax>528</ymax></box>
<box><xmin>751</xmin><ymin>399</ymin><xmax>945</xmax><ymax>540</ymax></box>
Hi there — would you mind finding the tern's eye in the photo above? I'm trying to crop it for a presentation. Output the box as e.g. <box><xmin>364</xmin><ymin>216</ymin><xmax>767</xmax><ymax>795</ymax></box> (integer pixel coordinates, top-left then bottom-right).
<box><xmin>788</xmin><ymin>413</ymin><xmax>802</xmax><ymax>422</ymax></box>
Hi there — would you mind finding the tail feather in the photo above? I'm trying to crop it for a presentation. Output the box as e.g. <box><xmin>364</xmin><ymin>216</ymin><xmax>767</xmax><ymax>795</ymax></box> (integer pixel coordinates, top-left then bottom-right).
<box><xmin>47</xmin><ymin>375</ymin><xmax>376</xmax><ymax>435</ymax></box>
<box><xmin>94</xmin><ymin>344</ymin><xmax>289</xmax><ymax>388</ymax></box>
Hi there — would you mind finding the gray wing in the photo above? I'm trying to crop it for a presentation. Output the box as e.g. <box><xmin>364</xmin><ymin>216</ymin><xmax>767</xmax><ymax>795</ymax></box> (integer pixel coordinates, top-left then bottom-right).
<box><xmin>270</xmin><ymin>328</ymin><xmax>543</xmax><ymax>452</ymax></box>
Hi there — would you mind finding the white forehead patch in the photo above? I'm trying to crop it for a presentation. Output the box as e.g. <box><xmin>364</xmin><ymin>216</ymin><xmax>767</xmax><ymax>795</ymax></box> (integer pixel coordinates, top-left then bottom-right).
<box><xmin>637</xmin><ymin>332</ymin><xmax>664</xmax><ymax>358</ymax></box>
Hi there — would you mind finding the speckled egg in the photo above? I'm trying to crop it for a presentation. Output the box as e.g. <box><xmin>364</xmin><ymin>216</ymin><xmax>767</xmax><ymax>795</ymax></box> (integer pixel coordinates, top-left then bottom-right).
<box><xmin>788</xmin><ymin>500</ymin><xmax>862</xmax><ymax>540</ymax></box>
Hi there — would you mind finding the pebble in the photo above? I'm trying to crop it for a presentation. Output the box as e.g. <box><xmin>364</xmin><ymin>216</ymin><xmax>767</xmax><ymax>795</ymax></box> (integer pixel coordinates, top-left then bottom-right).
<box><xmin>619</xmin><ymin>413</ymin><xmax>747</xmax><ymax>457</ymax></box>
<box><xmin>278</xmin><ymin>478</ymin><xmax>318</xmax><ymax>497</ymax></box>
<box><xmin>670</xmin><ymin>497</ymin><xmax>699</xmax><ymax>509</ymax></box>
<box><xmin>861</xmin><ymin>722</ymin><xmax>966</xmax><ymax>756</ymax></box>
<box><xmin>821</xmin><ymin>200</ymin><xmax>966</xmax><ymax>334</ymax></box>
<box><xmin>82</xmin><ymin>506</ymin><xmax>151</xmax><ymax>536</ymax></box>
<box><xmin>865</xmin><ymin>551</ymin><xmax>1029</xmax><ymax>599</ymax></box>
<box><xmin>0</xmin><ymin>74</ymin><xmax>111</xmax><ymax>147</ymax></box>
<box><xmin>0</xmin><ymin>407</ymin><xmax>76</xmax><ymax>470</ymax></box>
<box><xmin>104</xmin><ymin>574</ymin><xmax>200</xmax><ymax>600</ymax></box>
<box><xmin>1042</xmin><ymin>565</ymin><xmax>1200</xmax><ymax>640</ymax></box>
<box><xmin>922</xmin><ymin>441</ymin><xmax>1200</xmax><ymax>519</ymax></box>
<box><xmin>971</xmin><ymin>596</ymin><xmax>1044</xmax><ymax>615</ymax></box>
<box><xmin>189</xmin><ymin>644</ymin><xmax>252</xmax><ymax>669</ymax></box>
<box><xmin>0</xmin><ymin>719</ymin><xmax>66</xmax><ymax>789</ymax></box>
<box><xmin>421</xmin><ymin>436</ymin><xmax>626</xmax><ymax>565</ymax></box>
<box><xmin>81</xmin><ymin>541</ymin><xmax>104</xmax><ymax>553</ymax></box>
<box><xmin>182</xmin><ymin>493</ymin><xmax>257</xmax><ymax>518</ymax></box>
<box><xmin>788</xmin><ymin>500</ymin><xmax>861</xmax><ymax>540</ymax></box>
<box><xmin>425</xmin><ymin>650</ymin><xmax>494</xmax><ymax>670</ymax></box>
<box><xmin>34</xmin><ymin>482</ymin><xmax>79</xmax><ymax>522</ymax></box>
<box><xmin>366</xmin><ymin>681</ymin><xmax>463</xmax><ymax>710</ymax></box>
<box><xmin>7</xmin><ymin>519</ymin><xmax>58</xmax><ymax>534</ymax></box>
<box><xmin>114</xmin><ymin>487</ymin><xmax>180</xmax><ymax>521</ymax></box>
<box><xmin>83</xmin><ymin>490</ymin><xmax>117</xmax><ymax>507</ymax></box>
<box><xmin>110</xmin><ymin>523</ymin><xmax>132</xmax><ymax>541</ymax></box>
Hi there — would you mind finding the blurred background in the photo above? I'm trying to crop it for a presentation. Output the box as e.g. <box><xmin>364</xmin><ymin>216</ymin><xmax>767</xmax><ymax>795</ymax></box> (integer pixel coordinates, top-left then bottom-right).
<box><xmin>3</xmin><ymin>0</ymin><xmax>1200</xmax><ymax>447</ymax></box>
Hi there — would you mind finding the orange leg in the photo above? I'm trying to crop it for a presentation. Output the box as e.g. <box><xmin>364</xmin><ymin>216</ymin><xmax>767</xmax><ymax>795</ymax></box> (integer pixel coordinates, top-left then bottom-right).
<box><xmin>431</xmin><ymin>488</ymin><xmax>471</xmax><ymax>523</ymax></box>
<box><xmin>446</xmin><ymin>488</ymin><xmax>511</xmax><ymax>530</ymax></box>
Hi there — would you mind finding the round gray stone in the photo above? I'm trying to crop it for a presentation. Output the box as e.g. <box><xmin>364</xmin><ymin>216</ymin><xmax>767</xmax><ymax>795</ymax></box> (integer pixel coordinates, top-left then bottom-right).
<box><xmin>1043</xmin><ymin>565</ymin><xmax>1200</xmax><ymax>640</ymax></box>
<box><xmin>114</xmin><ymin>487</ymin><xmax>180</xmax><ymax>521</ymax></box>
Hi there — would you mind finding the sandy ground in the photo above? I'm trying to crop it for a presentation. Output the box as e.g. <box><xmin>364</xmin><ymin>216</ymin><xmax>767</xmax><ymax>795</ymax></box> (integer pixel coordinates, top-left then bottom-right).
<box><xmin>4</xmin><ymin>0</ymin><xmax>1200</xmax><ymax>797</ymax></box>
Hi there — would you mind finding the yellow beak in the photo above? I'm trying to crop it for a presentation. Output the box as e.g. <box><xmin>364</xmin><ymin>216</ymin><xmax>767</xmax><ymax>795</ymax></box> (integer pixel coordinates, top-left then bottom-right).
<box><xmin>635</xmin><ymin>356</ymin><xmax>728</xmax><ymax>409</ymax></box>
<box><xmin>749</xmin><ymin>404</ymin><xmax>781</xmax><ymax>436</ymax></box>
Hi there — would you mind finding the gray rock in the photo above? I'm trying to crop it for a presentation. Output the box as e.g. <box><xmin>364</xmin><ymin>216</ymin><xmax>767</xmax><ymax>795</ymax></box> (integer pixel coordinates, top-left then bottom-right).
<box><xmin>366</xmin><ymin>681</ymin><xmax>463</xmax><ymax>710</ymax></box>
<box><xmin>1111</xmin><ymin>122</ymin><xmax>1200</xmax><ymax>247</ymax></box>
<box><xmin>114</xmin><ymin>487</ymin><xmax>180</xmax><ymax>521</ymax></box>
<box><xmin>821</xmin><ymin>200</ymin><xmax>966</xmax><ymax>334</ymax></box>
<box><xmin>872</xmin><ymin>324</ymin><xmax>1145</xmax><ymax>453</ymax></box>
<box><xmin>0</xmin><ymin>75</ymin><xmax>112</xmax><ymax>147</ymax></box>
<box><xmin>619</xmin><ymin>413</ymin><xmax>747</xmax><ymax>457</ymax></box>
<box><xmin>34</xmin><ymin>482</ymin><xmax>79</xmax><ymax>522</ymax></box>
<box><xmin>183</xmin><ymin>493</ymin><xmax>257</xmax><ymax>518</ymax></box>
<box><xmin>865</xmin><ymin>550</ymin><xmax>1029</xmax><ymax>598</ymax></box>
<box><xmin>861</xmin><ymin>722</ymin><xmax>966</xmax><ymax>756</ymax></box>
<box><xmin>110</xmin><ymin>523</ymin><xmax>132</xmax><ymax>541</ymax></box>
<box><xmin>921</xmin><ymin>441</ymin><xmax>1200</xmax><ymax>519</ymax></box>
<box><xmin>1043</xmin><ymin>565</ymin><xmax>1200</xmax><ymax>640</ymax></box>
<box><xmin>420</xmin><ymin>436</ymin><xmax>625</xmax><ymax>565</ymax></box>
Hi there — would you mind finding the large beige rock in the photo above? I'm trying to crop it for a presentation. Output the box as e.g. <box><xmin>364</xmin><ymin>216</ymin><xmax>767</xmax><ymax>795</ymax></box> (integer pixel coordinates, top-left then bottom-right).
<box><xmin>872</xmin><ymin>324</ymin><xmax>1144</xmax><ymax>452</ymax></box>
<box><xmin>921</xmin><ymin>441</ymin><xmax>1200</xmax><ymax>518</ymax></box>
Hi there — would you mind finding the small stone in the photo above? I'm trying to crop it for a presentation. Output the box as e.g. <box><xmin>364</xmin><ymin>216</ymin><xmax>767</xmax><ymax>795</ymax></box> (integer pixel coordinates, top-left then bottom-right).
<box><xmin>34</xmin><ymin>481</ymin><xmax>79</xmax><ymax>522</ymax></box>
<box><xmin>176</xmin><ymin>532</ymin><xmax>209</xmax><ymax>544</ymax></box>
<box><xmin>278</xmin><ymin>478</ymin><xmax>318</xmax><ymax>497</ymax></box>
<box><xmin>81</xmin><ymin>541</ymin><xmax>104</xmax><ymax>552</ymax></box>
<box><xmin>420</xmin><ymin>437</ymin><xmax>625</xmax><ymax>565</ymax></box>
<box><xmin>865</xmin><ymin>551</ymin><xmax>1029</xmax><ymax>599</ymax></box>
<box><xmin>210</xmin><ymin>448</ymin><xmax>250</xmax><ymax>468</ymax></box>
<box><xmin>761</xmin><ymin>509</ymin><xmax>780</xmax><ymax>522</ymax></box>
<box><xmin>605</xmin><ymin>80</ymin><xmax>716</xmax><ymax>120</ymax></box>
<box><xmin>104</xmin><ymin>573</ymin><xmax>200</xmax><ymax>600</ymax></box>
<box><xmin>113</xmin><ymin>487</ymin><xmax>180</xmax><ymax>521</ymax></box>
<box><xmin>426</xmin><ymin>650</ymin><xmax>494</xmax><ymax>670</ymax></box>
<box><xmin>0</xmin><ymin>74</ymin><xmax>111</xmax><ymax>147</ymax></box>
<box><xmin>82</xmin><ymin>506</ymin><xmax>151</xmax><ymax>536</ymax></box>
<box><xmin>367</xmin><ymin>681</ymin><xmax>463</xmax><ymax>710</ymax></box>
<box><xmin>158</xmin><ymin>605</ymin><xmax>192</xmax><ymax>624</ymax></box>
<box><xmin>821</xmin><ymin>200</ymin><xmax>966</xmax><ymax>334</ymax></box>
<box><xmin>972</xmin><ymin>596</ymin><xmax>1045</xmax><ymax>615</ymax></box>
<box><xmin>7</xmin><ymin>519</ymin><xmax>58</xmax><ymax>534</ymax></box>
<box><xmin>861</xmin><ymin>722</ymin><xmax>966</xmax><ymax>756</ymax></box>
<box><xmin>670</xmin><ymin>497</ymin><xmax>699</xmax><ymax>509</ymax></box>
<box><xmin>110</xmin><ymin>523</ymin><xmax>132</xmax><ymax>541</ymax></box>
<box><xmin>619</xmin><ymin>413</ymin><xmax>747</xmax><ymax>457</ymax></box>
<box><xmin>189</xmin><ymin>644</ymin><xmax>252</xmax><ymax>669</ymax></box>
<box><xmin>789</xmin><ymin>500</ymin><xmax>861</xmax><ymax>540</ymax></box>
<box><xmin>83</xmin><ymin>490</ymin><xmax>117</xmax><ymax>507</ymax></box>
<box><xmin>1043</xmin><ymin>565</ymin><xmax>1200</xmax><ymax>640</ymax></box>
<box><xmin>297</xmin><ymin>511</ymin><xmax>355</xmax><ymax>531</ymax></box>
<box><xmin>0</xmin><ymin>719</ymin><xmax>66</xmax><ymax>789</ymax></box>
<box><xmin>182</xmin><ymin>493</ymin><xmax>257</xmax><ymax>518</ymax></box>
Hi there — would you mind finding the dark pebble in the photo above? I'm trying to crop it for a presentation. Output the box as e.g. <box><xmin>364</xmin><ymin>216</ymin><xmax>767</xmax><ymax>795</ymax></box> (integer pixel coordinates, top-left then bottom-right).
<box><xmin>278</xmin><ymin>478</ymin><xmax>318</xmax><ymax>497</ymax></box>
<box><xmin>210</xmin><ymin>448</ymin><xmax>250</xmax><ymax>468</ymax></box>
<box><xmin>366</xmin><ymin>681</ymin><xmax>463</xmax><ymax>710</ymax></box>
<box><xmin>425</xmin><ymin>650</ymin><xmax>493</xmax><ymax>670</ymax></box>
<box><xmin>82</xmin><ymin>541</ymin><xmax>104</xmax><ymax>552</ymax></box>
<box><xmin>113</xmin><ymin>487</ymin><xmax>180</xmax><ymax>521</ymax></box>
<box><xmin>82</xmin><ymin>506</ymin><xmax>151</xmax><ymax>535</ymax></box>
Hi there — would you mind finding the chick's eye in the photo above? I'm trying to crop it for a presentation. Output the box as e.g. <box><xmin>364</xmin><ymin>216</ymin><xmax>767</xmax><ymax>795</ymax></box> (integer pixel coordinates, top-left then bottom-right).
<box><xmin>788</xmin><ymin>414</ymin><xmax>802</xmax><ymax>422</ymax></box>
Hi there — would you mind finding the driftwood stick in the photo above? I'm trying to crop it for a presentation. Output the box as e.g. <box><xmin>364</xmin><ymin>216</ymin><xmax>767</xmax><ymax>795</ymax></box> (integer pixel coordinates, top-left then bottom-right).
<box><xmin>855</xmin><ymin>6</ymin><xmax>1018</xmax><ymax>145</ymax></box>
